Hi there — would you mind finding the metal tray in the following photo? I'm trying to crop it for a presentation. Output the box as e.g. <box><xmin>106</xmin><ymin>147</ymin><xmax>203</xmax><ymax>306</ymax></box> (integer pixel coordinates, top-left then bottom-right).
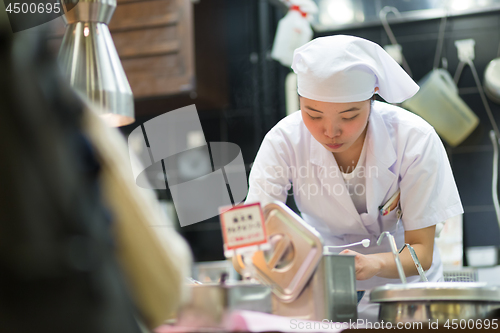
<box><xmin>371</xmin><ymin>282</ymin><xmax>500</xmax><ymax>302</ymax></box>
<box><xmin>251</xmin><ymin>202</ymin><xmax>324</xmax><ymax>303</ymax></box>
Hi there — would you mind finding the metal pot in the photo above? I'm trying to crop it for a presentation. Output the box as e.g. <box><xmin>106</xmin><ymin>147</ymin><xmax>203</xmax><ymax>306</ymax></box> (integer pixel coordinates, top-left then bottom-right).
<box><xmin>177</xmin><ymin>281</ymin><xmax>272</xmax><ymax>327</ymax></box>
<box><xmin>371</xmin><ymin>282</ymin><xmax>500</xmax><ymax>323</ymax></box>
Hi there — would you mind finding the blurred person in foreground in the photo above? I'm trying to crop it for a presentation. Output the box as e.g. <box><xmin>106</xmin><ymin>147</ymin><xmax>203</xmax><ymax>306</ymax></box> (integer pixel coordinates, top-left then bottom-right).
<box><xmin>0</xmin><ymin>6</ymin><xmax>191</xmax><ymax>333</ymax></box>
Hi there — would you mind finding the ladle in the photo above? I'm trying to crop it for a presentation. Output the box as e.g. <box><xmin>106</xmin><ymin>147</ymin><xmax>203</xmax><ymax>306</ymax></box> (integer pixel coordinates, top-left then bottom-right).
<box><xmin>323</xmin><ymin>239</ymin><xmax>370</xmax><ymax>254</ymax></box>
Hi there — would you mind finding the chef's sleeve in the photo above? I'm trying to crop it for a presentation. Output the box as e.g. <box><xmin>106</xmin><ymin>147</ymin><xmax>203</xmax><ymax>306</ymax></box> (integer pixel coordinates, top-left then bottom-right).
<box><xmin>245</xmin><ymin>130</ymin><xmax>292</xmax><ymax>206</ymax></box>
<box><xmin>399</xmin><ymin>128</ymin><xmax>463</xmax><ymax>230</ymax></box>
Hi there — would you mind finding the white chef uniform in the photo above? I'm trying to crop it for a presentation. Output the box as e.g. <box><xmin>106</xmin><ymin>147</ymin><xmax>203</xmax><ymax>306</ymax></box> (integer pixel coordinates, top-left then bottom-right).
<box><xmin>246</xmin><ymin>35</ymin><xmax>464</xmax><ymax>321</ymax></box>
<box><xmin>246</xmin><ymin>101</ymin><xmax>463</xmax><ymax>320</ymax></box>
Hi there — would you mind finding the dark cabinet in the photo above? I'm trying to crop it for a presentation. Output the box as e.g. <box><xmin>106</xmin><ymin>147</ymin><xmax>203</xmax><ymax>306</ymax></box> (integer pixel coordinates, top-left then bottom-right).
<box><xmin>48</xmin><ymin>0</ymin><xmax>195</xmax><ymax>99</ymax></box>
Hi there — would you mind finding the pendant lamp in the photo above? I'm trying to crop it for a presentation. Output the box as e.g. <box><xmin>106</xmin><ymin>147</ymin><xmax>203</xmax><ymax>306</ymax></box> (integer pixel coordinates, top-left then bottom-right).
<box><xmin>58</xmin><ymin>0</ymin><xmax>134</xmax><ymax>127</ymax></box>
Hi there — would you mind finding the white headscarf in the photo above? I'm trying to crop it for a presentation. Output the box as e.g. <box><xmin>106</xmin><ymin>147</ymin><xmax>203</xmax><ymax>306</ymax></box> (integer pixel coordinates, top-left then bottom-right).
<box><xmin>291</xmin><ymin>35</ymin><xmax>419</xmax><ymax>103</ymax></box>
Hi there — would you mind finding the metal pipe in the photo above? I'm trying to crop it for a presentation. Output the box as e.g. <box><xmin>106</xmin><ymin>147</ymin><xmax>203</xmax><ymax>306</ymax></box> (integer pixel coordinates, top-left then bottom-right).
<box><xmin>433</xmin><ymin>15</ymin><xmax>447</xmax><ymax>69</ymax></box>
<box><xmin>379</xmin><ymin>6</ymin><xmax>412</xmax><ymax>78</ymax></box>
<box><xmin>490</xmin><ymin>130</ymin><xmax>500</xmax><ymax>237</ymax></box>
<box><xmin>468</xmin><ymin>60</ymin><xmax>500</xmax><ymax>140</ymax></box>
<box><xmin>399</xmin><ymin>243</ymin><xmax>428</xmax><ymax>282</ymax></box>
<box><xmin>377</xmin><ymin>231</ymin><xmax>407</xmax><ymax>284</ymax></box>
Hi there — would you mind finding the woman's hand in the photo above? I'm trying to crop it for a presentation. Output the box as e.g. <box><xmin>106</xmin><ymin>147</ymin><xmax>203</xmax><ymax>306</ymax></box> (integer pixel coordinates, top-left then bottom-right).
<box><xmin>339</xmin><ymin>226</ymin><xmax>436</xmax><ymax>280</ymax></box>
<box><xmin>339</xmin><ymin>249</ymin><xmax>384</xmax><ymax>280</ymax></box>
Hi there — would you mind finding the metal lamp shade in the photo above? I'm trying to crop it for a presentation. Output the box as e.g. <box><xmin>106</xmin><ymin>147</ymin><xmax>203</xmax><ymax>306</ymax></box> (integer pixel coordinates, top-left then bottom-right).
<box><xmin>58</xmin><ymin>0</ymin><xmax>134</xmax><ymax>127</ymax></box>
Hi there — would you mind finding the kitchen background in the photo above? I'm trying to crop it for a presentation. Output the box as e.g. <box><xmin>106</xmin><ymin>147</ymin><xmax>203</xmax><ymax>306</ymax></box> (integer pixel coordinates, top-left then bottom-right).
<box><xmin>43</xmin><ymin>0</ymin><xmax>500</xmax><ymax>266</ymax></box>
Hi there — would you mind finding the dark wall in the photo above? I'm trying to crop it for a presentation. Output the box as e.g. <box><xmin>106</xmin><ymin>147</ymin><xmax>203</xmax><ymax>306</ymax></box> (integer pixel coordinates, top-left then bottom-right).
<box><xmin>123</xmin><ymin>3</ymin><xmax>500</xmax><ymax>262</ymax></box>
<box><xmin>181</xmin><ymin>0</ymin><xmax>287</xmax><ymax>262</ymax></box>
<box><xmin>120</xmin><ymin>0</ymin><xmax>287</xmax><ymax>262</ymax></box>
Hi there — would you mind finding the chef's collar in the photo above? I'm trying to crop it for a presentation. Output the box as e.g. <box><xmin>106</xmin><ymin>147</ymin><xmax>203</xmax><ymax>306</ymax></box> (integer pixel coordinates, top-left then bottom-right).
<box><xmin>291</xmin><ymin>35</ymin><xmax>419</xmax><ymax>103</ymax></box>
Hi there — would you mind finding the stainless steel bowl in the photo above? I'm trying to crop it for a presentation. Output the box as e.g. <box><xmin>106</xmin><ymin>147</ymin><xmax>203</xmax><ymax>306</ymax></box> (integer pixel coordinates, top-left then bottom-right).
<box><xmin>177</xmin><ymin>281</ymin><xmax>272</xmax><ymax>327</ymax></box>
<box><xmin>371</xmin><ymin>282</ymin><xmax>500</xmax><ymax>323</ymax></box>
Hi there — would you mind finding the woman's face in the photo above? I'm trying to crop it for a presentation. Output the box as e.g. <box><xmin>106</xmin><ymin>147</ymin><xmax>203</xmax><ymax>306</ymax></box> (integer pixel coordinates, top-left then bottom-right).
<box><xmin>300</xmin><ymin>96</ymin><xmax>371</xmax><ymax>154</ymax></box>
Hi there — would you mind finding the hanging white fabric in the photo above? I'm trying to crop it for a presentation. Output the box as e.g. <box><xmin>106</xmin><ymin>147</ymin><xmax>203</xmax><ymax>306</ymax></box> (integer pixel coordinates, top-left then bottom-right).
<box><xmin>270</xmin><ymin>0</ymin><xmax>317</xmax><ymax>67</ymax></box>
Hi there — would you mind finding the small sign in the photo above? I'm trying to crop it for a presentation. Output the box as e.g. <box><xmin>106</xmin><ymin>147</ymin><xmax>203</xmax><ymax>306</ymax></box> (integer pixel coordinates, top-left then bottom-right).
<box><xmin>219</xmin><ymin>203</ymin><xmax>267</xmax><ymax>254</ymax></box>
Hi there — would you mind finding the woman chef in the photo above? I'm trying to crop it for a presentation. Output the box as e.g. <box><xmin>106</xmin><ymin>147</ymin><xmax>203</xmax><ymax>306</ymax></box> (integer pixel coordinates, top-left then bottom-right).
<box><xmin>245</xmin><ymin>35</ymin><xmax>463</xmax><ymax>321</ymax></box>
